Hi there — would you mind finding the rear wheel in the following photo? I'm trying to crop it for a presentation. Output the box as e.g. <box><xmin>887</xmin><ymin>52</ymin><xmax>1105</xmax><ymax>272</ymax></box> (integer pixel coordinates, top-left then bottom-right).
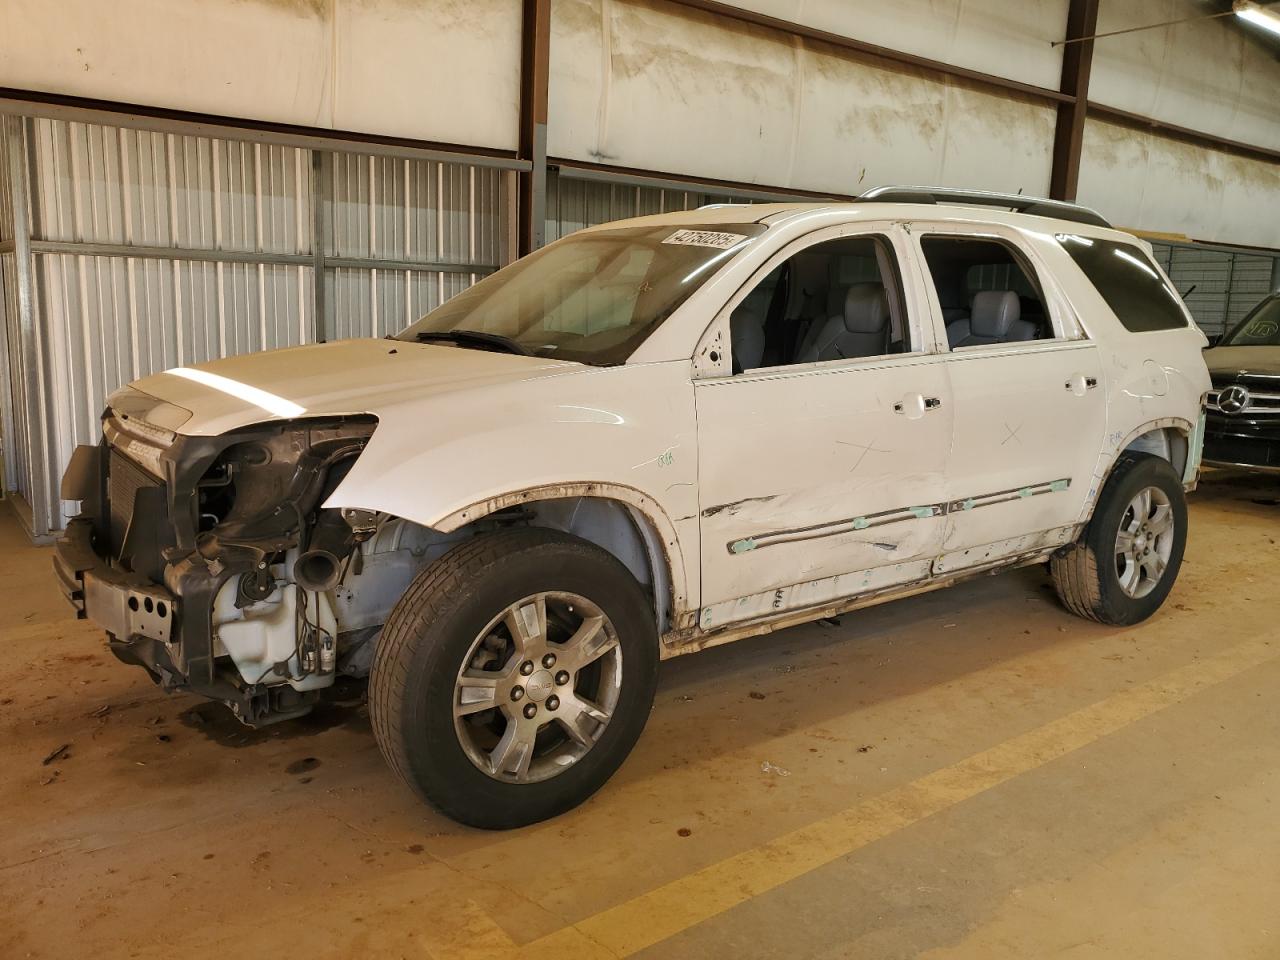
<box><xmin>1051</xmin><ymin>452</ymin><xmax>1187</xmax><ymax>625</ymax></box>
<box><xmin>370</xmin><ymin>527</ymin><xmax>658</xmax><ymax>829</ymax></box>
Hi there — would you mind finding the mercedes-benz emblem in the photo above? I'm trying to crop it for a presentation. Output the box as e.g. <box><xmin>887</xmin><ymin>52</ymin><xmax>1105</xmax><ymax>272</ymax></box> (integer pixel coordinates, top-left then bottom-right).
<box><xmin>1218</xmin><ymin>384</ymin><xmax>1250</xmax><ymax>415</ymax></box>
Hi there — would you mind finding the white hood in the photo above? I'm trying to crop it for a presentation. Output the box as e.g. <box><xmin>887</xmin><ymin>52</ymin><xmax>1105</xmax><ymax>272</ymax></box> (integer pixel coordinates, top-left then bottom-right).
<box><xmin>126</xmin><ymin>339</ymin><xmax>578</xmax><ymax>436</ymax></box>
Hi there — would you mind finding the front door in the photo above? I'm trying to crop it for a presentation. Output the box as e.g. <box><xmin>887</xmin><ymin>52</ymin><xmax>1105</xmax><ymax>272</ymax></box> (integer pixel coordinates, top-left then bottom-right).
<box><xmin>694</xmin><ymin>224</ymin><xmax>953</xmax><ymax>630</ymax></box>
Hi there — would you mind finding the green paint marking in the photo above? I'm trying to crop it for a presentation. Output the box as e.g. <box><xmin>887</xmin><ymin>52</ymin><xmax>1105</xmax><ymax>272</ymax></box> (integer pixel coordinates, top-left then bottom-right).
<box><xmin>1048</xmin><ymin>479</ymin><xmax>1070</xmax><ymax>493</ymax></box>
<box><xmin>851</xmin><ymin>517</ymin><xmax>869</xmax><ymax>530</ymax></box>
<box><xmin>730</xmin><ymin>538</ymin><xmax>757</xmax><ymax>554</ymax></box>
<box><xmin>1017</xmin><ymin>487</ymin><xmax>1033</xmax><ymax>498</ymax></box>
<box><xmin>1186</xmin><ymin>413</ymin><xmax>1206</xmax><ymax>482</ymax></box>
<box><xmin>910</xmin><ymin>506</ymin><xmax>934</xmax><ymax>519</ymax></box>
<box><xmin>962</xmin><ymin>498</ymin><xmax>975</xmax><ymax>511</ymax></box>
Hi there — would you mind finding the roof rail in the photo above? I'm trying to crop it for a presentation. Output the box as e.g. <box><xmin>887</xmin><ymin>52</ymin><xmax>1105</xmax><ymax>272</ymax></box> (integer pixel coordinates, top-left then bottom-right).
<box><xmin>856</xmin><ymin>185</ymin><xmax>1112</xmax><ymax>229</ymax></box>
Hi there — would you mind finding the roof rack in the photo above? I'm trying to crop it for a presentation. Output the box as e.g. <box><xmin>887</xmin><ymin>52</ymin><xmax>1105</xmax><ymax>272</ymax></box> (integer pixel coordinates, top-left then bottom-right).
<box><xmin>855</xmin><ymin>185</ymin><xmax>1112</xmax><ymax>229</ymax></box>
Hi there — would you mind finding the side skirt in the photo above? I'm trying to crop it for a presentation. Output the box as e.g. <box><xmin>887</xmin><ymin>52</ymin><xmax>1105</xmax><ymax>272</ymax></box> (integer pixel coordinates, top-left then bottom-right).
<box><xmin>662</xmin><ymin>524</ymin><xmax>1081</xmax><ymax>660</ymax></box>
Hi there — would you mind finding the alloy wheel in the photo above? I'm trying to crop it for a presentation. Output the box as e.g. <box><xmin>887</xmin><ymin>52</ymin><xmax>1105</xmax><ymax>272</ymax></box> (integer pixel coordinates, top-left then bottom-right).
<box><xmin>452</xmin><ymin>592</ymin><xmax>622</xmax><ymax>783</ymax></box>
<box><xmin>1114</xmin><ymin>485</ymin><xmax>1175</xmax><ymax>599</ymax></box>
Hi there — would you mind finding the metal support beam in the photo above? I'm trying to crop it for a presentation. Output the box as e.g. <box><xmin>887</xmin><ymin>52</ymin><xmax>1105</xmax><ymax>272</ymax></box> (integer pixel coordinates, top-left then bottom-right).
<box><xmin>4</xmin><ymin>115</ymin><xmax>50</xmax><ymax>537</ymax></box>
<box><xmin>1086</xmin><ymin>101</ymin><xmax>1280</xmax><ymax>167</ymax></box>
<box><xmin>662</xmin><ymin>0</ymin><xmax>1072</xmax><ymax>107</ymax></box>
<box><xmin>312</xmin><ymin>150</ymin><xmax>329</xmax><ymax>343</ymax></box>
<box><xmin>0</xmin><ymin>88</ymin><xmax>530</xmax><ymax>171</ymax></box>
<box><xmin>555</xmin><ymin>162</ymin><xmax>836</xmax><ymax>203</ymax></box>
<box><xmin>1050</xmin><ymin>0</ymin><xmax>1100</xmax><ymax>201</ymax></box>
<box><xmin>18</xmin><ymin>239</ymin><xmax>497</xmax><ymax>276</ymax></box>
<box><xmin>1222</xmin><ymin>251</ymin><xmax>1237</xmax><ymax>334</ymax></box>
<box><xmin>517</xmin><ymin>0</ymin><xmax>551</xmax><ymax>256</ymax></box>
<box><xmin>555</xmin><ymin>157</ymin><xmax>856</xmax><ymax>202</ymax></box>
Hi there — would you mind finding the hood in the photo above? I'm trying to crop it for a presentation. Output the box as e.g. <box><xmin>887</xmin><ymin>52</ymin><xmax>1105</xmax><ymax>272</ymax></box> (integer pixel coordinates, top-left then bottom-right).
<box><xmin>1203</xmin><ymin>345</ymin><xmax>1280</xmax><ymax>381</ymax></box>
<box><xmin>126</xmin><ymin>339</ymin><xmax>578</xmax><ymax>436</ymax></box>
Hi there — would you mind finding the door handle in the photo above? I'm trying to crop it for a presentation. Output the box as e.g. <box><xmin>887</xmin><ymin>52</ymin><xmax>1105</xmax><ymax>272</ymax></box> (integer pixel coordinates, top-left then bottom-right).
<box><xmin>893</xmin><ymin>393</ymin><xmax>940</xmax><ymax>419</ymax></box>
<box><xmin>1064</xmin><ymin>374</ymin><xmax>1098</xmax><ymax>396</ymax></box>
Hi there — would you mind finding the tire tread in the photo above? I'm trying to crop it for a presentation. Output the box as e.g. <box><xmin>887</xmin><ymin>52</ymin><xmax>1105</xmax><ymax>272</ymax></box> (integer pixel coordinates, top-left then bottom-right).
<box><xmin>1050</xmin><ymin>452</ymin><xmax>1185</xmax><ymax>626</ymax></box>
<box><xmin>369</xmin><ymin>526</ymin><xmax>657</xmax><ymax>826</ymax></box>
<box><xmin>370</xmin><ymin>528</ymin><xmax>569</xmax><ymax>804</ymax></box>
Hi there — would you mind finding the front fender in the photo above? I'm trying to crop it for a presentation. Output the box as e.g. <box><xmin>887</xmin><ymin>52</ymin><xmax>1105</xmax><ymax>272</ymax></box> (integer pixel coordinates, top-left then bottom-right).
<box><xmin>323</xmin><ymin>360</ymin><xmax>701</xmax><ymax>614</ymax></box>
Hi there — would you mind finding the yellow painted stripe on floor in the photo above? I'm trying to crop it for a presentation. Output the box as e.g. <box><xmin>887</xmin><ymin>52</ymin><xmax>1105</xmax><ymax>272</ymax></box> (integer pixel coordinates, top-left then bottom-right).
<box><xmin>501</xmin><ymin>633</ymin><xmax>1279</xmax><ymax>960</ymax></box>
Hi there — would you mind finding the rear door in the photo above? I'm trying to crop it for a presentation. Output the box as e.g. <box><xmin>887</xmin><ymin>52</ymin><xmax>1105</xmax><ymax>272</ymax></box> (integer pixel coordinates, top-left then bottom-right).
<box><xmin>908</xmin><ymin>224</ymin><xmax>1107</xmax><ymax>572</ymax></box>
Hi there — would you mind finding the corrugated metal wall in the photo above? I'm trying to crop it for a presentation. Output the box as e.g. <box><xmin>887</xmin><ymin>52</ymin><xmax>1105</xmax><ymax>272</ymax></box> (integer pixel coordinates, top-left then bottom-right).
<box><xmin>544</xmin><ymin>168</ymin><xmax>748</xmax><ymax>243</ymax></box>
<box><xmin>542</xmin><ymin>173</ymin><xmax>1279</xmax><ymax>338</ymax></box>
<box><xmin>2</xmin><ymin>115</ymin><xmax>1279</xmax><ymax>537</ymax></box>
<box><xmin>26</xmin><ymin>120</ymin><xmax>317</xmax><ymax>531</ymax></box>
<box><xmin>1149</xmin><ymin>241</ymin><xmax>1277</xmax><ymax>337</ymax></box>
<box><xmin>0</xmin><ymin>113</ymin><xmax>513</xmax><ymax>535</ymax></box>
<box><xmin>0</xmin><ymin>116</ymin><xmax>33</xmax><ymax>510</ymax></box>
<box><xmin>326</xmin><ymin>154</ymin><xmax>507</xmax><ymax>339</ymax></box>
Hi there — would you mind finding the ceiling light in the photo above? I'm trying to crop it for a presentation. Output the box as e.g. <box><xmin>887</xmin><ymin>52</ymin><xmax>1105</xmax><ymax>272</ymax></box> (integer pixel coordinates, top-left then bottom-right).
<box><xmin>1234</xmin><ymin>1</ymin><xmax>1280</xmax><ymax>37</ymax></box>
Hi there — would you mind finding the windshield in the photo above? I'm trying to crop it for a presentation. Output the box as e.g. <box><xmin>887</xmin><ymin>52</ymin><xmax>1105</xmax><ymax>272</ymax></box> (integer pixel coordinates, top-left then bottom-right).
<box><xmin>1221</xmin><ymin>295</ymin><xmax>1280</xmax><ymax>346</ymax></box>
<box><xmin>394</xmin><ymin>223</ymin><xmax>766</xmax><ymax>365</ymax></box>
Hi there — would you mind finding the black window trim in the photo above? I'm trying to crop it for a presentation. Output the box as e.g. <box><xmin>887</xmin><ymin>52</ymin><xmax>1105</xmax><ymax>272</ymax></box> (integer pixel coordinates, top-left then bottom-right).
<box><xmin>708</xmin><ymin>225</ymin><xmax>923</xmax><ymax>379</ymax></box>
<box><xmin>916</xmin><ymin>231</ymin><xmax>1070</xmax><ymax>352</ymax></box>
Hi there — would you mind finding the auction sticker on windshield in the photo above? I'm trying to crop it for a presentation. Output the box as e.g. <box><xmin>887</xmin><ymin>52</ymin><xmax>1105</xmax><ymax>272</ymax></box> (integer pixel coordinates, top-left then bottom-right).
<box><xmin>662</xmin><ymin>229</ymin><xmax>748</xmax><ymax>250</ymax></box>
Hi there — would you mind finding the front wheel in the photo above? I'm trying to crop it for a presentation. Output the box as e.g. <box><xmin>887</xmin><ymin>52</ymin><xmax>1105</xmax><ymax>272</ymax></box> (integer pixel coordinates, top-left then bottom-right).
<box><xmin>370</xmin><ymin>527</ymin><xmax>659</xmax><ymax>829</ymax></box>
<box><xmin>1051</xmin><ymin>452</ymin><xmax>1188</xmax><ymax>625</ymax></box>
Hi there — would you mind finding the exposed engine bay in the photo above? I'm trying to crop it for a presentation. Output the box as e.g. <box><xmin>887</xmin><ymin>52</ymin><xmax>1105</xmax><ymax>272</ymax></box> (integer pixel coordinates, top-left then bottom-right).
<box><xmin>55</xmin><ymin>387</ymin><xmax>481</xmax><ymax>726</ymax></box>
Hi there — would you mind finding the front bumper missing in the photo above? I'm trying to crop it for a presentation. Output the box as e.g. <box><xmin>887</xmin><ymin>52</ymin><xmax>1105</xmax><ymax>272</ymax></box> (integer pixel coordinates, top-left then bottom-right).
<box><xmin>54</xmin><ymin>517</ymin><xmax>195</xmax><ymax>689</ymax></box>
<box><xmin>54</xmin><ymin>514</ymin><xmax>317</xmax><ymax>724</ymax></box>
<box><xmin>54</xmin><ymin>517</ymin><xmax>176</xmax><ymax>643</ymax></box>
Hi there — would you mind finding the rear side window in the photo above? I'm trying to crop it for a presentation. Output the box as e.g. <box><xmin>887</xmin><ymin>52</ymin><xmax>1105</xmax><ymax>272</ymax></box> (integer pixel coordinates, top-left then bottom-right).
<box><xmin>1057</xmin><ymin>235</ymin><xmax>1190</xmax><ymax>333</ymax></box>
<box><xmin>920</xmin><ymin>236</ymin><xmax>1052</xmax><ymax>348</ymax></box>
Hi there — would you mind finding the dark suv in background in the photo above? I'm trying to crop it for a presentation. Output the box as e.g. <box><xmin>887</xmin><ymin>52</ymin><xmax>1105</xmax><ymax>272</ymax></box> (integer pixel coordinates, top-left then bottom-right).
<box><xmin>1203</xmin><ymin>293</ymin><xmax>1280</xmax><ymax>471</ymax></box>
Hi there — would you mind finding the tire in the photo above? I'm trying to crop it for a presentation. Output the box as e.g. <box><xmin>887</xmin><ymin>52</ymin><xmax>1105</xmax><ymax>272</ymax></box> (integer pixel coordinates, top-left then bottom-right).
<box><xmin>1051</xmin><ymin>452</ymin><xmax>1188</xmax><ymax>626</ymax></box>
<box><xmin>370</xmin><ymin>527</ymin><xmax>659</xmax><ymax>829</ymax></box>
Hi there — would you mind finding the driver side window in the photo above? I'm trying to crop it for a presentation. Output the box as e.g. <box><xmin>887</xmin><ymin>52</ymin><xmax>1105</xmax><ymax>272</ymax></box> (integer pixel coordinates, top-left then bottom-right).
<box><xmin>729</xmin><ymin>235</ymin><xmax>910</xmax><ymax>374</ymax></box>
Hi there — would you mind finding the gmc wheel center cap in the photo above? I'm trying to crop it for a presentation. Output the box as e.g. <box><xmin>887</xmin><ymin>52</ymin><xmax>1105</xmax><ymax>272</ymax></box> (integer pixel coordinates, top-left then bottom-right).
<box><xmin>525</xmin><ymin>670</ymin><xmax>554</xmax><ymax>702</ymax></box>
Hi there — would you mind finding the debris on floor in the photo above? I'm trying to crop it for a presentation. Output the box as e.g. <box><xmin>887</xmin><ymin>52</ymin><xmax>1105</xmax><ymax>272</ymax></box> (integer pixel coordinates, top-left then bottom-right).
<box><xmin>41</xmin><ymin>743</ymin><xmax>70</xmax><ymax>766</ymax></box>
<box><xmin>760</xmin><ymin>760</ymin><xmax>791</xmax><ymax>777</ymax></box>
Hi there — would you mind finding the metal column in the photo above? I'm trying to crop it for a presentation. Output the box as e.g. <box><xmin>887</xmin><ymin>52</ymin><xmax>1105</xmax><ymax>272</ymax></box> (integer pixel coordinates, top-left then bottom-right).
<box><xmin>1050</xmin><ymin>0</ymin><xmax>1100</xmax><ymax>201</ymax></box>
<box><xmin>518</xmin><ymin>0</ymin><xmax>551</xmax><ymax>256</ymax></box>
<box><xmin>3</xmin><ymin>115</ymin><xmax>49</xmax><ymax>537</ymax></box>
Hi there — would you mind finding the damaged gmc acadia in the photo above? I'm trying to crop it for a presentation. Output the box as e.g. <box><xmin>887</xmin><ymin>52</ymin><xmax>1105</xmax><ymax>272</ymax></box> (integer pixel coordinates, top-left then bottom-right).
<box><xmin>56</xmin><ymin>188</ymin><xmax>1211</xmax><ymax>828</ymax></box>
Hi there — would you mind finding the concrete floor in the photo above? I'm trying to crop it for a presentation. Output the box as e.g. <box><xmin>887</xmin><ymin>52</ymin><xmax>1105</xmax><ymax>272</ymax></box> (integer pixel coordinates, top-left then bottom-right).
<box><xmin>3</xmin><ymin>469</ymin><xmax>1279</xmax><ymax>960</ymax></box>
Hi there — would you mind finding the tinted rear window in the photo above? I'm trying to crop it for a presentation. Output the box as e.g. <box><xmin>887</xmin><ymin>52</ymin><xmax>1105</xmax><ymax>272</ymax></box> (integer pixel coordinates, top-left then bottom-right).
<box><xmin>1057</xmin><ymin>235</ymin><xmax>1190</xmax><ymax>333</ymax></box>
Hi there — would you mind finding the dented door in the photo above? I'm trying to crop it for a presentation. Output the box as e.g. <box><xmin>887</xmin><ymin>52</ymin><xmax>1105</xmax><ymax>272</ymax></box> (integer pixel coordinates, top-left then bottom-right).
<box><xmin>939</xmin><ymin>341</ymin><xmax>1107</xmax><ymax>563</ymax></box>
<box><xmin>694</xmin><ymin>355</ymin><xmax>953</xmax><ymax>624</ymax></box>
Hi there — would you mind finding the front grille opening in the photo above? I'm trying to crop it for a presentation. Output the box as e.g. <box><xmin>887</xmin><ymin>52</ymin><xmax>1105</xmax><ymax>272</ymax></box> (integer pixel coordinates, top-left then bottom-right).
<box><xmin>108</xmin><ymin>450</ymin><xmax>162</xmax><ymax>560</ymax></box>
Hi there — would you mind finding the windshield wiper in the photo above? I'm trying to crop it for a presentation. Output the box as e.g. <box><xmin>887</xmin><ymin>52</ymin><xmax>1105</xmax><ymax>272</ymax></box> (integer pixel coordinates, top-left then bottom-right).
<box><xmin>411</xmin><ymin>329</ymin><xmax>533</xmax><ymax>356</ymax></box>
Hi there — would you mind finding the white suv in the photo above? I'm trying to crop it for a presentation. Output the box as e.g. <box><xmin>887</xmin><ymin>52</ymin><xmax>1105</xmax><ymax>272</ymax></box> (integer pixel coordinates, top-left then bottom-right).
<box><xmin>56</xmin><ymin>187</ymin><xmax>1210</xmax><ymax>828</ymax></box>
